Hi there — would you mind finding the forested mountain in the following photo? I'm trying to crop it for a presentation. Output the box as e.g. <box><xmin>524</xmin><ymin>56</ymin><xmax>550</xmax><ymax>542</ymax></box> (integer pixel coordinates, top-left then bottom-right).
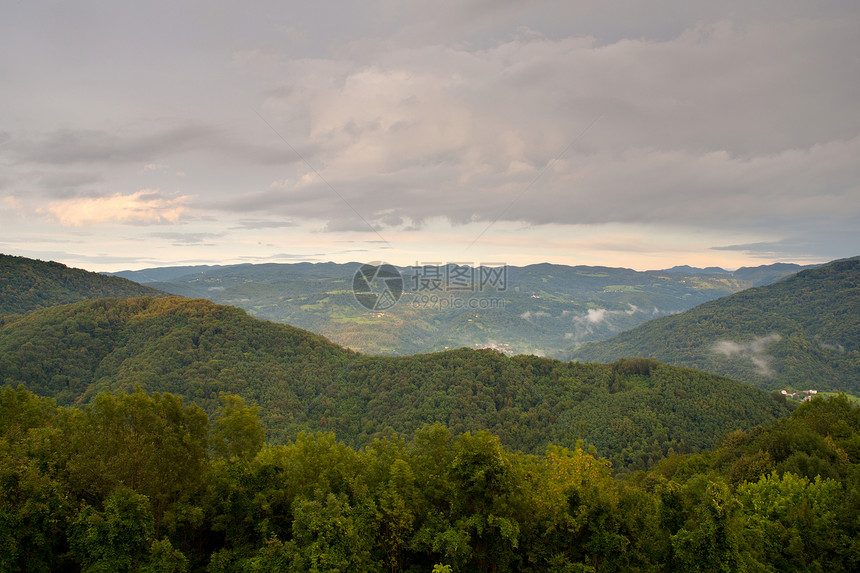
<box><xmin>109</xmin><ymin>260</ymin><xmax>812</xmax><ymax>358</ymax></box>
<box><xmin>572</xmin><ymin>257</ymin><xmax>860</xmax><ymax>393</ymax></box>
<box><xmin>0</xmin><ymin>296</ymin><xmax>791</xmax><ymax>471</ymax></box>
<box><xmin>0</xmin><ymin>253</ymin><xmax>168</xmax><ymax>315</ymax></box>
<box><xmin>1</xmin><ymin>386</ymin><xmax>856</xmax><ymax>572</ymax></box>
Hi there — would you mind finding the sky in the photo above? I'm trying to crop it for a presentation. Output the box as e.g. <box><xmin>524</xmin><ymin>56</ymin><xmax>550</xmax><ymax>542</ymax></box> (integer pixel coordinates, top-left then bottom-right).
<box><xmin>1</xmin><ymin>0</ymin><xmax>858</xmax><ymax>272</ymax></box>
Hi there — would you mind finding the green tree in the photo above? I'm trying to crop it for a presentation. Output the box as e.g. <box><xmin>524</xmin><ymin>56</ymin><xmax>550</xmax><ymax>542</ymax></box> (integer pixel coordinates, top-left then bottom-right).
<box><xmin>289</xmin><ymin>490</ymin><xmax>378</xmax><ymax>572</ymax></box>
<box><xmin>69</xmin><ymin>486</ymin><xmax>188</xmax><ymax>572</ymax></box>
<box><xmin>737</xmin><ymin>471</ymin><xmax>845</xmax><ymax>571</ymax></box>
<box><xmin>669</xmin><ymin>480</ymin><xmax>743</xmax><ymax>573</ymax></box>
<box><xmin>63</xmin><ymin>390</ymin><xmax>208</xmax><ymax>533</ymax></box>
<box><xmin>211</xmin><ymin>393</ymin><xmax>265</xmax><ymax>460</ymax></box>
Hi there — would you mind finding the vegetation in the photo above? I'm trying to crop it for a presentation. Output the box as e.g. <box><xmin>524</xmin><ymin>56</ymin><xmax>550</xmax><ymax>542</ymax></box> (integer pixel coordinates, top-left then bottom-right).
<box><xmin>0</xmin><ymin>297</ymin><xmax>792</xmax><ymax>472</ymax></box>
<box><xmin>1</xmin><ymin>386</ymin><xmax>856</xmax><ymax>572</ymax></box>
<box><xmin>573</xmin><ymin>257</ymin><xmax>860</xmax><ymax>393</ymax></box>
<box><xmin>122</xmin><ymin>260</ymin><xmax>812</xmax><ymax>358</ymax></box>
<box><xmin>2</xmin><ymin>253</ymin><xmax>855</xmax><ymax>570</ymax></box>
<box><xmin>0</xmin><ymin>253</ymin><xmax>168</xmax><ymax>315</ymax></box>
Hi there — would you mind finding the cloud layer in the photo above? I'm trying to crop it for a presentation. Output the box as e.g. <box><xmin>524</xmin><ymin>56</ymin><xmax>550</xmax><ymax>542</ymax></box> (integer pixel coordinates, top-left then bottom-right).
<box><xmin>1</xmin><ymin>0</ymin><xmax>858</xmax><ymax>269</ymax></box>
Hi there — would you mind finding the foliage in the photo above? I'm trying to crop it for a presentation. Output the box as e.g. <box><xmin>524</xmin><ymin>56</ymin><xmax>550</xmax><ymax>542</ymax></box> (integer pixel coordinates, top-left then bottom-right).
<box><xmin>574</xmin><ymin>257</ymin><xmax>860</xmax><ymax>393</ymax></box>
<box><xmin>211</xmin><ymin>393</ymin><xmax>265</xmax><ymax>460</ymax></box>
<box><xmin>0</xmin><ymin>387</ymin><xmax>856</xmax><ymax>572</ymax></box>
<box><xmin>0</xmin><ymin>253</ymin><xmax>167</xmax><ymax>316</ymax></box>
<box><xmin>0</xmin><ymin>297</ymin><xmax>792</xmax><ymax>472</ymax></box>
<box><xmin>127</xmin><ymin>260</ymin><xmax>809</xmax><ymax>358</ymax></box>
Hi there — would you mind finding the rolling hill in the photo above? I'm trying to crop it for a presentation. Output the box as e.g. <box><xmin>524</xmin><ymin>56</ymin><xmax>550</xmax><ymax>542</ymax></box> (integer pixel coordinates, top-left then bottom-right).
<box><xmin>572</xmin><ymin>257</ymin><xmax>860</xmax><ymax>393</ymax></box>
<box><xmin>109</xmin><ymin>260</ymin><xmax>814</xmax><ymax>358</ymax></box>
<box><xmin>0</xmin><ymin>253</ymin><xmax>168</xmax><ymax>315</ymax></box>
<box><xmin>0</xmin><ymin>296</ymin><xmax>792</xmax><ymax>471</ymax></box>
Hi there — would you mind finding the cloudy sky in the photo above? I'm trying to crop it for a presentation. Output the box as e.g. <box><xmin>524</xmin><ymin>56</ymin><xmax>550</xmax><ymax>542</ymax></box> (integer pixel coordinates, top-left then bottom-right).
<box><xmin>1</xmin><ymin>0</ymin><xmax>858</xmax><ymax>272</ymax></box>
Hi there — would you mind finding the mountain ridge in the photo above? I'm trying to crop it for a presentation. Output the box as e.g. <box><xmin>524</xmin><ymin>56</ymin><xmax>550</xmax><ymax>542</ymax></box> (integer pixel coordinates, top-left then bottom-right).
<box><xmin>0</xmin><ymin>295</ymin><xmax>792</xmax><ymax>471</ymax></box>
<box><xmin>571</xmin><ymin>256</ymin><xmax>860</xmax><ymax>393</ymax></box>
<box><xmin>105</xmin><ymin>259</ymin><xmax>816</xmax><ymax>358</ymax></box>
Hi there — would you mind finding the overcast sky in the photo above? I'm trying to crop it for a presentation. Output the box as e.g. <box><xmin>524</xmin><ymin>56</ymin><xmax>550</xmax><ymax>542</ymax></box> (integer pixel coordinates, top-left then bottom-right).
<box><xmin>1</xmin><ymin>0</ymin><xmax>858</xmax><ymax>272</ymax></box>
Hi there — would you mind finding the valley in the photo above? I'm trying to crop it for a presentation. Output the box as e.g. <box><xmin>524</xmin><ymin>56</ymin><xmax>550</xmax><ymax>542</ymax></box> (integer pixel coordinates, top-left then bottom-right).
<box><xmin>111</xmin><ymin>260</ymin><xmax>815</xmax><ymax>359</ymax></box>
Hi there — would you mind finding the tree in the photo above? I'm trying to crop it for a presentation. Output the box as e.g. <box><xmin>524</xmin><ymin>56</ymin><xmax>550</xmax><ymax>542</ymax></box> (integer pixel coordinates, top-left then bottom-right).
<box><xmin>211</xmin><ymin>393</ymin><xmax>265</xmax><ymax>460</ymax></box>
<box><xmin>63</xmin><ymin>390</ymin><xmax>208</xmax><ymax>533</ymax></box>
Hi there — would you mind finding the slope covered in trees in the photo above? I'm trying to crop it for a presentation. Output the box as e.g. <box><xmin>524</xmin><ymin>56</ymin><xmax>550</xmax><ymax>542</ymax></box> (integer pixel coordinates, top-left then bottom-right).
<box><xmin>0</xmin><ymin>253</ymin><xmax>168</xmax><ymax>315</ymax></box>
<box><xmin>0</xmin><ymin>296</ymin><xmax>791</xmax><ymax>471</ymax></box>
<box><xmin>572</xmin><ymin>257</ymin><xmax>860</xmax><ymax>393</ymax></box>
<box><xmin>1</xmin><ymin>386</ymin><xmax>856</xmax><ymax>572</ymax></box>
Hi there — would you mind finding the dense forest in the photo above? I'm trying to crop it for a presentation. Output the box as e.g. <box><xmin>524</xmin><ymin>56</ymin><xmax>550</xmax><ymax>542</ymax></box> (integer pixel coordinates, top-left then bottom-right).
<box><xmin>0</xmin><ymin>254</ymin><xmax>168</xmax><ymax>315</ymax></box>
<box><xmin>1</xmin><ymin>386</ymin><xmax>857</xmax><ymax>572</ymax></box>
<box><xmin>0</xmin><ymin>296</ymin><xmax>791</xmax><ymax>471</ymax></box>
<box><xmin>573</xmin><ymin>257</ymin><xmax>860</xmax><ymax>393</ymax></box>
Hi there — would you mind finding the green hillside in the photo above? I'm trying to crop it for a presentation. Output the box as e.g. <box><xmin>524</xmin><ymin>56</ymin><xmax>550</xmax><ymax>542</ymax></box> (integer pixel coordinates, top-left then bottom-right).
<box><xmin>0</xmin><ymin>253</ymin><xmax>168</xmax><ymax>315</ymax></box>
<box><xmin>572</xmin><ymin>257</ymin><xmax>860</xmax><ymax>393</ymax></box>
<box><xmin>114</xmin><ymin>261</ymin><xmax>812</xmax><ymax>359</ymax></box>
<box><xmin>0</xmin><ymin>296</ymin><xmax>791</xmax><ymax>471</ymax></box>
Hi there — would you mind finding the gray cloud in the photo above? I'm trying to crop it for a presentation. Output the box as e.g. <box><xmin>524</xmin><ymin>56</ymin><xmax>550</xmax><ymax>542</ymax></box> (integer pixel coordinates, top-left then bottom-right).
<box><xmin>243</xmin><ymin>16</ymin><xmax>860</xmax><ymax>239</ymax></box>
<box><xmin>713</xmin><ymin>229</ymin><xmax>860</xmax><ymax>262</ymax></box>
<box><xmin>12</xmin><ymin>125</ymin><xmax>217</xmax><ymax>165</ymax></box>
<box><xmin>148</xmin><ymin>232</ymin><xmax>227</xmax><ymax>246</ymax></box>
<box><xmin>2</xmin><ymin>0</ymin><xmax>858</xmax><ymax>266</ymax></box>
<box><xmin>815</xmin><ymin>336</ymin><xmax>845</xmax><ymax>353</ymax></box>
<box><xmin>236</xmin><ymin>253</ymin><xmax>325</xmax><ymax>261</ymax></box>
<box><xmin>36</xmin><ymin>172</ymin><xmax>105</xmax><ymax>196</ymax></box>
<box><xmin>230</xmin><ymin>219</ymin><xmax>298</xmax><ymax>230</ymax></box>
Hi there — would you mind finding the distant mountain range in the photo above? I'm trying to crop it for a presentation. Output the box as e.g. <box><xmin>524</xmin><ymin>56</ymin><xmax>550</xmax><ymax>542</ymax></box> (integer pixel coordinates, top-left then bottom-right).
<box><xmin>572</xmin><ymin>257</ymin><xmax>860</xmax><ymax>394</ymax></box>
<box><xmin>107</xmin><ymin>260</ymin><xmax>816</xmax><ymax>359</ymax></box>
<box><xmin>655</xmin><ymin>262</ymin><xmax>819</xmax><ymax>285</ymax></box>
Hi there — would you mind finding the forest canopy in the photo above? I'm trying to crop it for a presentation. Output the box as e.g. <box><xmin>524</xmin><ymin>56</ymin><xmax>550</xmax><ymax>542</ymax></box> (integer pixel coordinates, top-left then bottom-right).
<box><xmin>0</xmin><ymin>386</ymin><xmax>857</xmax><ymax>572</ymax></box>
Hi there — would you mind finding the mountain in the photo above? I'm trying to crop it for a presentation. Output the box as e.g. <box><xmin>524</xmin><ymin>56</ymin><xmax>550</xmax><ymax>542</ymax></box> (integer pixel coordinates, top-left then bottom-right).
<box><xmin>110</xmin><ymin>264</ymin><xmax>227</xmax><ymax>283</ymax></box>
<box><xmin>0</xmin><ymin>296</ymin><xmax>791</xmax><ymax>471</ymax></box>
<box><xmin>654</xmin><ymin>262</ymin><xmax>819</xmax><ymax>284</ymax></box>
<box><xmin>731</xmin><ymin>262</ymin><xmax>821</xmax><ymax>286</ymax></box>
<box><xmin>572</xmin><ymin>257</ymin><xmax>860</xmax><ymax>393</ymax></box>
<box><xmin>0</xmin><ymin>253</ymin><xmax>168</xmax><ymax>315</ymax></box>
<box><xmin>108</xmin><ymin>261</ymin><xmax>810</xmax><ymax>359</ymax></box>
<box><xmin>657</xmin><ymin>265</ymin><xmax>733</xmax><ymax>274</ymax></box>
